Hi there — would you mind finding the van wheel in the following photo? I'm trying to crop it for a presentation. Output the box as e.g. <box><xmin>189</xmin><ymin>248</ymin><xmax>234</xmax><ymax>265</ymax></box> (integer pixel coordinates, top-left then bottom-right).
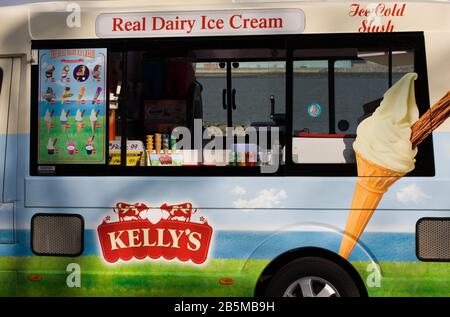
<box><xmin>264</xmin><ymin>257</ymin><xmax>363</xmax><ymax>297</ymax></box>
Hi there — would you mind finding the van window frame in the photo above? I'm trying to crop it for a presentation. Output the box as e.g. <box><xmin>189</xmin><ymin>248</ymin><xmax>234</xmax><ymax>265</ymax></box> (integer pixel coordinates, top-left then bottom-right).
<box><xmin>30</xmin><ymin>32</ymin><xmax>435</xmax><ymax>177</ymax></box>
<box><xmin>0</xmin><ymin>68</ymin><xmax>3</xmax><ymax>95</ymax></box>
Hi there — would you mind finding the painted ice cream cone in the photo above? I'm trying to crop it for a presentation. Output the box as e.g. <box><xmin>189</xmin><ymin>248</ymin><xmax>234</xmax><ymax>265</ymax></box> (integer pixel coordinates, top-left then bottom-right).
<box><xmin>338</xmin><ymin>152</ymin><xmax>405</xmax><ymax>259</ymax></box>
<box><xmin>339</xmin><ymin>74</ymin><xmax>450</xmax><ymax>259</ymax></box>
<box><xmin>339</xmin><ymin>73</ymin><xmax>420</xmax><ymax>259</ymax></box>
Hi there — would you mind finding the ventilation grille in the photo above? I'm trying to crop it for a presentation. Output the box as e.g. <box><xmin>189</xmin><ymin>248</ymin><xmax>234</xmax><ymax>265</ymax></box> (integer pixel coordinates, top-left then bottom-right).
<box><xmin>416</xmin><ymin>218</ymin><xmax>450</xmax><ymax>261</ymax></box>
<box><xmin>32</xmin><ymin>214</ymin><xmax>84</xmax><ymax>256</ymax></box>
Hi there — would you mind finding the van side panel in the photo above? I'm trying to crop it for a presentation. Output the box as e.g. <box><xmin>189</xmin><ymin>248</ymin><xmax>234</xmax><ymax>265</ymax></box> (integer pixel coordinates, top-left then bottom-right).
<box><xmin>0</xmin><ymin>1</ymin><xmax>449</xmax><ymax>297</ymax></box>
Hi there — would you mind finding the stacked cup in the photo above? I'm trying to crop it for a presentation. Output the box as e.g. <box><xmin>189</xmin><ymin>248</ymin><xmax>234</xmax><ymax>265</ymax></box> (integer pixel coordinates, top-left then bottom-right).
<box><xmin>162</xmin><ymin>134</ymin><xmax>169</xmax><ymax>155</ymax></box>
<box><xmin>155</xmin><ymin>133</ymin><xmax>162</xmax><ymax>154</ymax></box>
<box><xmin>146</xmin><ymin>135</ymin><xmax>154</xmax><ymax>153</ymax></box>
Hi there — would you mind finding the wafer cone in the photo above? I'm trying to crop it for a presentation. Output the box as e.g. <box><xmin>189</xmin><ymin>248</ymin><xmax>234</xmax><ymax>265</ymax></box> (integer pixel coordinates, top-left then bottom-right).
<box><xmin>146</xmin><ymin>135</ymin><xmax>154</xmax><ymax>152</ymax></box>
<box><xmin>91</xmin><ymin>121</ymin><xmax>96</xmax><ymax>135</ymax></box>
<box><xmin>339</xmin><ymin>152</ymin><xmax>405</xmax><ymax>259</ymax></box>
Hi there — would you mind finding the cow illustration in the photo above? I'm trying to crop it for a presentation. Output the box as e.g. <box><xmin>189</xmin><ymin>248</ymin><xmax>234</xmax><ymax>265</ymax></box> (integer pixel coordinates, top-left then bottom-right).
<box><xmin>113</xmin><ymin>202</ymin><xmax>149</xmax><ymax>222</ymax></box>
<box><xmin>160</xmin><ymin>203</ymin><xmax>197</xmax><ymax>222</ymax></box>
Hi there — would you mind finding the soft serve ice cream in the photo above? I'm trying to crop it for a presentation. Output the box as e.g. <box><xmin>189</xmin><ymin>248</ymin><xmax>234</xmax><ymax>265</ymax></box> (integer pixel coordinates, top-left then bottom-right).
<box><xmin>75</xmin><ymin>109</ymin><xmax>83</xmax><ymax>122</ymax></box>
<box><xmin>339</xmin><ymin>73</ymin><xmax>420</xmax><ymax>259</ymax></box>
<box><xmin>60</xmin><ymin>109</ymin><xmax>69</xmax><ymax>134</ymax></box>
<box><xmin>75</xmin><ymin>109</ymin><xmax>84</xmax><ymax>134</ymax></box>
<box><xmin>90</xmin><ymin>109</ymin><xmax>97</xmax><ymax>122</ymax></box>
<box><xmin>353</xmin><ymin>72</ymin><xmax>419</xmax><ymax>173</ymax></box>
<box><xmin>44</xmin><ymin>109</ymin><xmax>52</xmax><ymax>133</ymax></box>
<box><xmin>47</xmin><ymin>138</ymin><xmax>55</xmax><ymax>154</ymax></box>
<box><xmin>60</xmin><ymin>109</ymin><xmax>68</xmax><ymax>122</ymax></box>
<box><xmin>90</xmin><ymin>109</ymin><xmax>98</xmax><ymax>135</ymax></box>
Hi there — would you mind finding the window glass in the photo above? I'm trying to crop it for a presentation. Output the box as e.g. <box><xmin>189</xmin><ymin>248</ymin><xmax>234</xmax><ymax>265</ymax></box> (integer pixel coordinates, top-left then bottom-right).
<box><xmin>231</xmin><ymin>61</ymin><xmax>286</xmax><ymax>128</ymax></box>
<box><xmin>195</xmin><ymin>62</ymin><xmax>227</xmax><ymax>133</ymax></box>
<box><xmin>334</xmin><ymin>51</ymin><xmax>389</xmax><ymax>134</ymax></box>
<box><xmin>292</xmin><ymin>60</ymin><xmax>331</xmax><ymax>164</ymax></box>
<box><xmin>292</xmin><ymin>52</ymin><xmax>389</xmax><ymax>165</ymax></box>
<box><xmin>121</xmin><ymin>49</ymin><xmax>286</xmax><ymax>169</ymax></box>
<box><xmin>392</xmin><ymin>50</ymin><xmax>414</xmax><ymax>84</ymax></box>
<box><xmin>31</xmin><ymin>35</ymin><xmax>433</xmax><ymax>177</ymax></box>
<box><xmin>123</xmin><ymin>53</ymin><xmax>195</xmax><ymax>167</ymax></box>
<box><xmin>230</xmin><ymin>61</ymin><xmax>286</xmax><ymax>168</ymax></box>
<box><xmin>293</xmin><ymin>60</ymin><xmax>329</xmax><ymax>135</ymax></box>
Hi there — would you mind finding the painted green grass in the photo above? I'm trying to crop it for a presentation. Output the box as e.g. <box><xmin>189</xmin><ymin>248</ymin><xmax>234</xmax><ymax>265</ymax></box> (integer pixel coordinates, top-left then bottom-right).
<box><xmin>4</xmin><ymin>256</ymin><xmax>263</xmax><ymax>297</ymax></box>
<box><xmin>38</xmin><ymin>116</ymin><xmax>105</xmax><ymax>164</ymax></box>
<box><xmin>353</xmin><ymin>262</ymin><xmax>450</xmax><ymax>297</ymax></box>
<box><xmin>1</xmin><ymin>257</ymin><xmax>450</xmax><ymax>297</ymax></box>
<box><xmin>0</xmin><ymin>271</ymin><xmax>17</xmax><ymax>296</ymax></box>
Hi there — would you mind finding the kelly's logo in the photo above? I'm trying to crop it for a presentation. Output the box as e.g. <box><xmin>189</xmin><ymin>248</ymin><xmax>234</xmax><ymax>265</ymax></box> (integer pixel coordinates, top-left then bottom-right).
<box><xmin>97</xmin><ymin>202</ymin><xmax>213</xmax><ymax>264</ymax></box>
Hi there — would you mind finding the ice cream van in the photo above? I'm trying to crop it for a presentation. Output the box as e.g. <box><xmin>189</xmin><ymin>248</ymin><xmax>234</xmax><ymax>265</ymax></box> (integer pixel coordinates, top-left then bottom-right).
<box><xmin>0</xmin><ymin>0</ymin><xmax>449</xmax><ymax>297</ymax></box>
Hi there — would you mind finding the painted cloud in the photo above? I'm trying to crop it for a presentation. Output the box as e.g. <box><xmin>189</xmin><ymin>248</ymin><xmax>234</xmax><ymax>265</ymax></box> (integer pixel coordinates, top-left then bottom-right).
<box><xmin>396</xmin><ymin>183</ymin><xmax>430</xmax><ymax>204</ymax></box>
<box><xmin>231</xmin><ymin>185</ymin><xmax>247</xmax><ymax>196</ymax></box>
<box><xmin>233</xmin><ymin>188</ymin><xmax>287</xmax><ymax>209</ymax></box>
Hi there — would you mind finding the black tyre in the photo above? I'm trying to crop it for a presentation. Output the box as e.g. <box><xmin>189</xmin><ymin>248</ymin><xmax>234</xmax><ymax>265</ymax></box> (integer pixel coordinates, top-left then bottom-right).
<box><xmin>264</xmin><ymin>257</ymin><xmax>363</xmax><ymax>297</ymax></box>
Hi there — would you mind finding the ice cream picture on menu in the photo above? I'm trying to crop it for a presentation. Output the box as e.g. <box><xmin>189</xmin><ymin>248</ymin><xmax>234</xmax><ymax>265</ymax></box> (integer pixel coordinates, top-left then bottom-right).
<box><xmin>37</xmin><ymin>48</ymin><xmax>107</xmax><ymax>164</ymax></box>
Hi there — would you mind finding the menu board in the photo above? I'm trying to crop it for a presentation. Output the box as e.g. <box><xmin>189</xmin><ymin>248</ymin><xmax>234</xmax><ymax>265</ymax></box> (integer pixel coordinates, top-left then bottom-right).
<box><xmin>38</xmin><ymin>48</ymin><xmax>107</xmax><ymax>164</ymax></box>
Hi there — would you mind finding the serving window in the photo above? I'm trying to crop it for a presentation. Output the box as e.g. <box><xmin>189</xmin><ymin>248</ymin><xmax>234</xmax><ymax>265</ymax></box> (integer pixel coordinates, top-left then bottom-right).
<box><xmin>292</xmin><ymin>50</ymin><xmax>390</xmax><ymax>165</ymax></box>
<box><xmin>30</xmin><ymin>33</ymin><xmax>434</xmax><ymax>176</ymax></box>
<box><xmin>109</xmin><ymin>47</ymin><xmax>287</xmax><ymax>170</ymax></box>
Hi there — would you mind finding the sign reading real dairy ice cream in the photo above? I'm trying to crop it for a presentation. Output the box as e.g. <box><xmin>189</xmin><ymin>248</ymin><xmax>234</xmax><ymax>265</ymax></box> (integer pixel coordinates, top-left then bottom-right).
<box><xmin>96</xmin><ymin>9</ymin><xmax>305</xmax><ymax>38</ymax></box>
